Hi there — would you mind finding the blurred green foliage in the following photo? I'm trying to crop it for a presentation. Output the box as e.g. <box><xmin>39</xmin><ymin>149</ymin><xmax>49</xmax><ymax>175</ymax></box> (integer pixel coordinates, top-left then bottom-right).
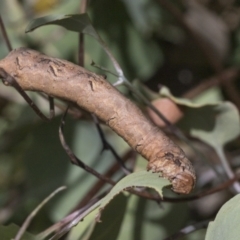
<box><xmin>0</xmin><ymin>0</ymin><xmax>240</xmax><ymax>239</ymax></box>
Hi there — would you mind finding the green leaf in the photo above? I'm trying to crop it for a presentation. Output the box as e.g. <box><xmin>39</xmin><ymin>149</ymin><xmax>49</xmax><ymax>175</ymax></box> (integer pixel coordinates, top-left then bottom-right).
<box><xmin>23</xmin><ymin>116</ymin><xmax>74</xmax><ymax>199</ymax></box>
<box><xmin>205</xmin><ymin>194</ymin><xmax>240</xmax><ymax>240</ymax></box>
<box><xmin>0</xmin><ymin>224</ymin><xmax>37</xmax><ymax>240</ymax></box>
<box><xmin>25</xmin><ymin>13</ymin><xmax>101</xmax><ymax>41</ymax></box>
<box><xmin>117</xmin><ymin>194</ymin><xmax>190</xmax><ymax>240</ymax></box>
<box><xmin>68</xmin><ymin>171</ymin><xmax>169</xmax><ymax>239</ymax></box>
<box><xmin>190</xmin><ymin>102</ymin><xmax>240</xmax><ymax>149</ymax></box>
<box><xmin>88</xmin><ymin>194</ymin><xmax>128</xmax><ymax>240</ymax></box>
<box><xmin>96</xmin><ymin>170</ymin><xmax>170</xmax><ymax>221</ymax></box>
<box><xmin>159</xmin><ymin>86</ymin><xmax>222</xmax><ymax>107</ymax></box>
<box><xmin>154</xmin><ymin>86</ymin><xmax>240</xmax><ymax>148</ymax></box>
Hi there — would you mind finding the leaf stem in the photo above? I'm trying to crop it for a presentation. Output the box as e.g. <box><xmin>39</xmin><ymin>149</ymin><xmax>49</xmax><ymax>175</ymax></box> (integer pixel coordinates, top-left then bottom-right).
<box><xmin>215</xmin><ymin>147</ymin><xmax>240</xmax><ymax>193</ymax></box>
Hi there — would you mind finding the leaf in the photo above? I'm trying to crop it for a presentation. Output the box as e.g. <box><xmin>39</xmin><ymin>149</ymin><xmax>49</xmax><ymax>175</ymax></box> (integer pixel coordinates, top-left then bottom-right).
<box><xmin>25</xmin><ymin>11</ymin><xmax>163</xmax><ymax>80</ymax></box>
<box><xmin>154</xmin><ymin>86</ymin><xmax>240</xmax><ymax>148</ymax></box>
<box><xmin>66</xmin><ymin>171</ymin><xmax>169</xmax><ymax>239</ymax></box>
<box><xmin>116</xmin><ymin>194</ymin><xmax>190</xmax><ymax>240</ymax></box>
<box><xmin>205</xmin><ymin>194</ymin><xmax>240</xmax><ymax>240</ymax></box>
<box><xmin>67</xmin><ymin>207</ymin><xmax>99</xmax><ymax>240</ymax></box>
<box><xmin>0</xmin><ymin>224</ymin><xmax>37</xmax><ymax>240</ymax></box>
<box><xmin>96</xmin><ymin>170</ymin><xmax>170</xmax><ymax>221</ymax></box>
<box><xmin>190</xmin><ymin>102</ymin><xmax>240</xmax><ymax>149</ymax></box>
<box><xmin>88</xmin><ymin>194</ymin><xmax>128</xmax><ymax>240</ymax></box>
<box><xmin>25</xmin><ymin>13</ymin><xmax>101</xmax><ymax>41</ymax></box>
<box><xmin>159</xmin><ymin>86</ymin><xmax>222</xmax><ymax>108</ymax></box>
<box><xmin>23</xmin><ymin>116</ymin><xmax>74</xmax><ymax>199</ymax></box>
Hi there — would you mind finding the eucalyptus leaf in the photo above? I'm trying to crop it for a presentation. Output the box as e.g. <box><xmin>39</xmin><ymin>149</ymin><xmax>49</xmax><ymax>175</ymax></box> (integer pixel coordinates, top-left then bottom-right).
<box><xmin>154</xmin><ymin>86</ymin><xmax>240</xmax><ymax>188</ymax></box>
<box><xmin>0</xmin><ymin>224</ymin><xmax>37</xmax><ymax>240</ymax></box>
<box><xmin>88</xmin><ymin>194</ymin><xmax>128</xmax><ymax>240</ymax></box>
<box><xmin>159</xmin><ymin>86</ymin><xmax>222</xmax><ymax>107</ymax></box>
<box><xmin>155</xmin><ymin>86</ymin><xmax>240</xmax><ymax>148</ymax></box>
<box><xmin>67</xmin><ymin>207</ymin><xmax>99</xmax><ymax>240</ymax></box>
<box><xmin>117</xmin><ymin>194</ymin><xmax>190</xmax><ymax>240</ymax></box>
<box><xmin>190</xmin><ymin>102</ymin><xmax>240</xmax><ymax>149</ymax></box>
<box><xmin>26</xmin><ymin>13</ymin><xmax>101</xmax><ymax>41</ymax></box>
<box><xmin>205</xmin><ymin>194</ymin><xmax>240</xmax><ymax>240</ymax></box>
<box><xmin>96</xmin><ymin>170</ymin><xmax>170</xmax><ymax>221</ymax></box>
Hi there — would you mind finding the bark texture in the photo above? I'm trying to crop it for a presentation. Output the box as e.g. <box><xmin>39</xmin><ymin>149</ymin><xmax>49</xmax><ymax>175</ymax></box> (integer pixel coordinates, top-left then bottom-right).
<box><xmin>0</xmin><ymin>48</ymin><xmax>196</xmax><ymax>194</ymax></box>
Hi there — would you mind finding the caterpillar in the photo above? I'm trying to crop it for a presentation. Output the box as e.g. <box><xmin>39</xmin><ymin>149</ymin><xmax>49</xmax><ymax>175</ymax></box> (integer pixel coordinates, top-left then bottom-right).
<box><xmin>0</xmin><ymin>47</ymin><xmax>196</xmax><ymax>194</ymax></box>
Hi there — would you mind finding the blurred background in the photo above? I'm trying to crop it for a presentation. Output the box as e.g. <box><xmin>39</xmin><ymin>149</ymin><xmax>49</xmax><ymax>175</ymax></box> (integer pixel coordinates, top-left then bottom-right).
<box><xmin>0</xmin><ymin>0</ymin><xmax>240</xmax><ymax>239</ymax></box>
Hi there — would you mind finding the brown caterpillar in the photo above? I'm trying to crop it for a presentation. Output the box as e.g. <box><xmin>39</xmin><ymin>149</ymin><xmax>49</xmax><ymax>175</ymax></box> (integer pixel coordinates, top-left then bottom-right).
<box><xmin>0</xmin><ymin>48</ymin><xmax>196</xmax><ymax>194</ymax></box>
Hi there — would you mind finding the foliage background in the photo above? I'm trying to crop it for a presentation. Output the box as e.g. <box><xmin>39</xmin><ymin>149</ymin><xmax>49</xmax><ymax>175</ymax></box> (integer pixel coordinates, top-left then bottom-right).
<box><xmin>0</xmin><ymin>0</ymin><xmax>240</xmax><ymax>239</ymax></box>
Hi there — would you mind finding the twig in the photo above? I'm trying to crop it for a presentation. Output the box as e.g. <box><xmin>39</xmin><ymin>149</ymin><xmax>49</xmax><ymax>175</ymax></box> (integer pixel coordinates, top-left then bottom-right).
<box><xmin>0</xmin><ymin>15</ymin><xmax>12</xmax><ymax>51</ymax></box>
<box><xmin>163</xmin><ymin>219</ymin><xmax>210</xmax><ymax>240</ymax></box>
<box><xmin>91</xmin><ymin>61</ymin><xmax>119</xmax><ymax>77</ymax></box>
<box><xmin>14</xmin><ymin>186</ymin><xmax>66</xmax><ymax>240</ymax></box>
<box><xmin>59</xmin><ymin>107</ymin><xmax>115</xmax><ymax>185</ymax></box>
<box><xmin>78</xmin><ymin>0</ymin><xmax>88</xmax><ymax>66</ymax></box>
<box><xmin>49</xmin><ymin>196</ymin><xmax>104</xmax><ymax>239</ymax></box>
<box><xmin>38</xmin><ymin>174</ymin><xmax>240</xmax><ymax>238</ymax></box>
<box><xmin>92</xmin><ymin>114</ymin><xmax>131</xmax><ymax>174</ymax></box>
<box><xmin>0</xmin><ymin>68</ymin><xmax>54</xmax><ymax>121</ymax></box>
<box><xmin>71</xmin><ymin>150</ymin><xmax>135</xmax><ymax>210</ymax></box>
<box><xmin>37</xmin><ymin>196</ymin><xmax>101</xmax><ymax>239</ymax></box>
<box><xmin>215</xmin><ymin>148</ymin><xmax>240</xmax><ymax>193</ymax></box>
<box><xmin>183</xmin><ymin>67</ymin><xmax>240</xmax><ymax>99</ymax></box>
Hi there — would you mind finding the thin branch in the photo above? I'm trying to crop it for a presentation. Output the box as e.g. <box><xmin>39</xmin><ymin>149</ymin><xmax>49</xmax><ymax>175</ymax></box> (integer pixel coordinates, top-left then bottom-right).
<box><xmin>59</xmin><ymin>107</ymin><xmax>115</xmax><ymax>185</ymax></box>
<box><xmin>37</xmin><ymin>196</ymin><xmax>101</xmax><ymax>239</ymax></box>
<box><xmin>91</xmin><ymin>61</ymin><xmax>119</xmax><ymax>77</ymax></box>
<box><xmin>183</xmin><ymin>67</ymin><xmax>240</xmax><ymax>99</ymax></box>
<box><xmin>78</xmin><ymin>0</ymin><xmax>88</xmax><ymax>66</ymax></box>
<box><xmin>215</xmin><ymin>148</ymin><xmax>240</xmax><ymax>193</ymax></box>
<box><xmin>163</xmin><ymin>219</ymin><xmax>209</xmax><ymax>240</ymax></box>
<box><xmin>71</xmin><ymin>150</ymin><xmax>136</xmax><ymax>210</ymax></box>
<box><xmin>92</xmin><ymin>114</ymin><xmax>131</xmax><ymax>174</ymax></box>
<box><xmin>0</xmin><ymin>68</ymin><xmax>54</xmax><ymax>121</ymax></box>
<box><xmin>39</xmin><ymin>174</ymin><xmax>240</xmax><ymax>238</ymax></box>
<box><xmin>49</xmin><ymin>196</ymin><xmax>104</xmax><ymax>240</ymax></box>
<box><xmin>14</xmin><ymin>186</ymin><xmax>66</xmax><ymax>240</ymax></box>
<box><xmin>0</xmin><ymin>15</ymin><xmax>12</xmax><ymax>51</ymax></box>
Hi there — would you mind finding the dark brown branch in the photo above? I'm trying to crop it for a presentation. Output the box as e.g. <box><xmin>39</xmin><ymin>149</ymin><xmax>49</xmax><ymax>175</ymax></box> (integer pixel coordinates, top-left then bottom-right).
<box><xmin>0</xmin><ymin>15</ymin><xmax>12</xmax><ymax>52</ymax></box>
<box><xmin>91</xmin><ymin>114</ymin><xmax>132</xmax><ymax>174</ymax></box>
<box><xmin>59</xmin><ymin>108</ymin><xmax>115</xmax><ymax>185</ymax></box>
<box><xmin>78</xmin><ymin>0</ymin><xmax>88</xmax><ymax>66</ymax></box>
<box><xmin>0</xmin><ymin>67</ymin><xmax>54</xmax><ymax>121</ymax></box>
<box><xmin>71</xmin><ymin>150</ymin><xmax>135</xmax><ymax>210</ymax></box>
<box><xmin>183</xmin><ymin>67</ymin><xmax>240</xmax><ymax>99</ymax></box>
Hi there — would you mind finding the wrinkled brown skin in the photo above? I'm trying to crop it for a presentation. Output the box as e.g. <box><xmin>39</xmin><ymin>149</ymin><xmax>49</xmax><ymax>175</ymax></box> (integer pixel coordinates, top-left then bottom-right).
<box><xmin>0</xmin><ymin>48</ymin><xmax>196</xmax><ymax>194</ymax></box>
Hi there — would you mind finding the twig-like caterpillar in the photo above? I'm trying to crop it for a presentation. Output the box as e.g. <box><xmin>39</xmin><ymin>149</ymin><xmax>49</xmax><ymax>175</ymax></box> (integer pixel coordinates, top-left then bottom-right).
<box><xmin>0</xmin><ymin>48</ymin><xmax>196</xmax><ymax>194</ymax></box>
